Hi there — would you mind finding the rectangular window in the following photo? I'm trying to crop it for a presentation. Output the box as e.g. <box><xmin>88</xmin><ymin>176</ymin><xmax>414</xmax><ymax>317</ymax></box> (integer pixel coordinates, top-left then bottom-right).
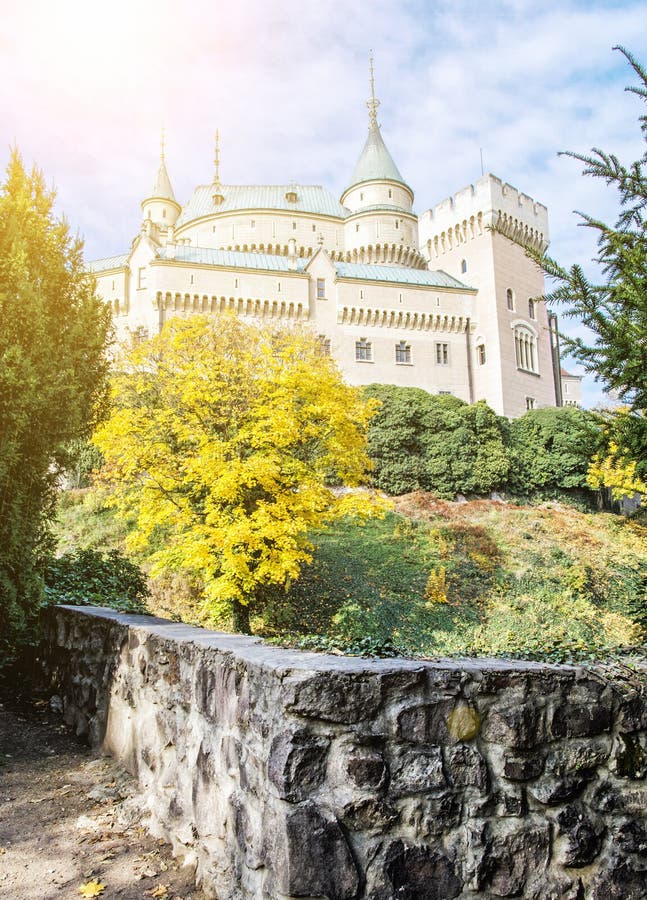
<box><xmin>316</xmin><ymin>278</ymin><xmax>326</xmax><ymax>299</ymax></box>
<box><xmin>477</xmin><ymin>344</ymin><xmax>486</xmax><ymax>365</ymax></box>
<box><xmin>526</xmin><ymin>397</ymin><xmax>536</xmax><ymax>410</ymax></box>
<box><xmin>395</xmin><ymin>341</ymin><xmax>411</xmax><ymax>364</ymax></box>
<box><xmin>251</xmin><ymin>219</ymin><xmax>255</xmax><ymax>228</ymax></box>
<box><xmin>137</xmin><ymin>267</ymin><xmax>147</xmax><ymax>289</ymax></box>
<box><xmin>317</xmin><ymin>335</ymin><xmax>331</xmax><ymax>357</ymax></box>
<box><xmin>292</xmin><ymin>222</ymin><xmax>297</xmax><ymax>230</ymax></box>
<box><xmin>439</xmin><ymin>390</ymin><xmax>452</xmax><ymax>395</ymax></box>
<box><xmin>435</xmin><ymin>342</ymin><xmax>449</xmax><ymax>365</ymax></box>
<box><xmin>355</xmin><ymin>338</ymin><xmax>372</xmax><ymax>362</ymax></box>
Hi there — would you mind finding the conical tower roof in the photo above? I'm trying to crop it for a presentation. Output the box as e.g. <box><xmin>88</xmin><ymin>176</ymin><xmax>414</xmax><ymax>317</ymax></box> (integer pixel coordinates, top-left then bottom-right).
<box><xmin>151</xmin><ymin>157</ymin><xmax>176</xmax><ymax>202</ymax></box>
<box><xmin>148</xmin><ymin>128</ymin><xmax>177</xmax><ymax>202</ymax></box>
<box><xmin>345</xmin><ymin>54</ymin><xmax>410</xmax><ymax>194</ymax></box>
<box><xmin>349</xmin><ymin>121</ymin><xmax>406</xmax><ymax>187</ymax></box>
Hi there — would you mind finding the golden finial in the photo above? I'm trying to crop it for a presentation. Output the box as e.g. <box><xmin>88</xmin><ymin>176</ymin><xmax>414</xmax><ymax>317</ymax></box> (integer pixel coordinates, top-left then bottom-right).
<box><xmin>214</xmin><ymin>129</ymin><xmax>221</xmax><ymax>186</ymax></box>
<box><xmin>367</xmin><ymin>50</ymin><xmax>380</xmax><ymax>128</ymax></box>
<box><xmin>161</xmin><ymin>126</ymin><xmax>166</xmax><ymax>162</ymax></box>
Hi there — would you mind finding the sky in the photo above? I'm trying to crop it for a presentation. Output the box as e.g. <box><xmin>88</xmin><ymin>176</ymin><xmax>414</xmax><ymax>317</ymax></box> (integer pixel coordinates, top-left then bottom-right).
<box><xmin>1</xmin><ymin>0</ymin><xmax>645</xmax><ymax>408</ymax></box>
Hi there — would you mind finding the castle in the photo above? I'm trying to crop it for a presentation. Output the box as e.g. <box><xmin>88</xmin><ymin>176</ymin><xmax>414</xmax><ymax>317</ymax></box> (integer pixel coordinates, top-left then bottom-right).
<box><xmin>89</xmin><ymin>68</ymin><xmax>581</xmax><ymax>418</ymax></box>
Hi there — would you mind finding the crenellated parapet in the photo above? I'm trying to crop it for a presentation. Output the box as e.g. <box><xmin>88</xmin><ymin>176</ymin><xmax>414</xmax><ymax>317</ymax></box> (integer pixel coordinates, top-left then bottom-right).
<box><xmin>419</xmin><ymin>174</ymin><xmax>549</xmax><ymax>260</ymax></box>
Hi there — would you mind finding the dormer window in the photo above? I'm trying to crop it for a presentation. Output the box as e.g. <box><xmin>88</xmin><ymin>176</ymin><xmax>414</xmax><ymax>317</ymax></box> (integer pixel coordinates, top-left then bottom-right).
<box><xmin>213</xmin><ymin>191</ymin><xmax>225</xmax><ymax>205</ymax></box>
<box><xmin>285</xmin><ymin>190</ymin><xmax>298</xmax><ymax>203</ymax></box>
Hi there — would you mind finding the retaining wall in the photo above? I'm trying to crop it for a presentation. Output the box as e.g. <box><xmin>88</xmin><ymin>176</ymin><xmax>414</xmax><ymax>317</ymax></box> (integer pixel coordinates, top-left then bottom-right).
<box><xmin>42</xmin><ymin>606</ymin><xmax>647</xmax><ymax>899</ymax></box>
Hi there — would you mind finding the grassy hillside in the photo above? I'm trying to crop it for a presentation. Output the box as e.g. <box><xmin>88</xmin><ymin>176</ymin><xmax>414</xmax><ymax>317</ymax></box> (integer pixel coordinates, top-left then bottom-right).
<box><xmin>53</xmin><ymin>490</ymin><xmax>646</xmax><ymax>660</ymax></box>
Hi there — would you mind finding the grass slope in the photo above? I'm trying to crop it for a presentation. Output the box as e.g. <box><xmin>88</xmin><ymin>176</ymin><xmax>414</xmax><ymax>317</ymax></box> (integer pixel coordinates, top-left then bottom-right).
<box><xmin>54</xmin><ymin>490</ymin><xmax>646</xmax><ymax>660</ymax></box>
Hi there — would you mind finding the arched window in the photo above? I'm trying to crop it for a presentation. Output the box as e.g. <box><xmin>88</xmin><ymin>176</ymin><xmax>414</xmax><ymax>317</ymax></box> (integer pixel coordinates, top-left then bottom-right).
<box><xmin>506</xmin><ymin>288</ymin><xmax>514</xmax><ymax>311</ymax></box>
<box><xmin>477</xmin><ymin>344</ymin><xmax>486</xmax><ymax>365</ymax></box>
<box><xmin>528</xmin><ymin>298</ymin><xmax>536</xmax><ymax>319</ymax></box>
<box><xmin>461</xmin><ymin>259</ymin><xmax>468</xmax><ymax>274</ymax></box>
<box><xmin>513</xmin><ymin>324</ymin><xmax>538</xmax><ymax>373</ymax></box>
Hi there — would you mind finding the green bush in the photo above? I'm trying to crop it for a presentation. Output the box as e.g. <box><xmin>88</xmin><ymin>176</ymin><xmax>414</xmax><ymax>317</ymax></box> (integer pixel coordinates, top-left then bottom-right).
<box><xmin>508</xmin><ymin>407</ymin><xmax>602</xmax><ymax>499</ymax></box>
<box><xmin>365</xmin><ymin>386</ymin><xmax>509</xmax><ymax>498</ymax></box>
<box><xmin>44</xmin><ymin>548</ymin><xmax>150</xmax><ymax>614</ymax></box>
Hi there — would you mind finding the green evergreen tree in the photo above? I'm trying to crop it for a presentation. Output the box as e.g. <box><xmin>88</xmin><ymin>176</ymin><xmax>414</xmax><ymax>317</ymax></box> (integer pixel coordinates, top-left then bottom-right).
<box><xmin>503</xmin><ymin>46</ymin><xmax>647</xmax><ymax>411</ymax></box>
<box><xmin>0</xmin><ymin>151</ymin><xmax>111</xmax><ymax>664</ymax></box>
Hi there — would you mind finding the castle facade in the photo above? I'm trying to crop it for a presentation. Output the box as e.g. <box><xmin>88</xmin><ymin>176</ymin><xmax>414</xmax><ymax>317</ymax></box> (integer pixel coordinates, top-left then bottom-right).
<box><xmin>90</xmin><ymin>79</ymin><xmax>580</xmax><ymax>418</ymax></box>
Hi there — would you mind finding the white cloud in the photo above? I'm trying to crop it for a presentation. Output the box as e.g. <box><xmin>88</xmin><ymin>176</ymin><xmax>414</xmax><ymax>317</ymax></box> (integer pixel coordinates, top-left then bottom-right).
<box><xmin>1</xmin><ymin>0</ymin><xmax>645</xmax><ymax>407</ymax></box>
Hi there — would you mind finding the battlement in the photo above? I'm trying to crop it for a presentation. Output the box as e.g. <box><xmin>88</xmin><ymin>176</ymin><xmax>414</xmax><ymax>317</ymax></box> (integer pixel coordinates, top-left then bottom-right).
<box><xmin>420</xmin><ymin>173</ymin><xmax>549</xmax><ymax>238</ymax></box>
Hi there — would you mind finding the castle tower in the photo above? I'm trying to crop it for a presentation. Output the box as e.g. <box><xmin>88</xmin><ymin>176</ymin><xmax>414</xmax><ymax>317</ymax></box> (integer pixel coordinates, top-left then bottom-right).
<box><xmin>341</xmin><ymin>55</ymin><xmax>425</xmax><ymax>268</ymax></box>
<box><xmin>418</xmin><ymin>175</ymin><xmax>557</xmax><ymax>417</ymax></box>
<box><xmin>141</xmin><ymin>130</ymin><xmax>181</xmax><ymax>235</ymax></box>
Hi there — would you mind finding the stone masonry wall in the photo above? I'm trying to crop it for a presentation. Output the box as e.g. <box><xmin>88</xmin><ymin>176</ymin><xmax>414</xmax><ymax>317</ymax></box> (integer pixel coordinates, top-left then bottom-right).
<box><xmin>42</xmin><ymin>606</ymin><xmax>647</xmax><ymax>899</ymax></box>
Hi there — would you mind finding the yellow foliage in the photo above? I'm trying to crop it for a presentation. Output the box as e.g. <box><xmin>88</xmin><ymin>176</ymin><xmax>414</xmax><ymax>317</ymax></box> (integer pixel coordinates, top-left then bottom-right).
<box><xmin>93</xmin><ymin>315</ymin><xmax>380</xmax><ymax>622</ymax></box>
<box><xmin>78</xmin><ymin>882</ymin><xmax>106</xmax><ymax>898</ymax></box>
<box><xmin>424</xmin><ymin>566</ymin><xmax>449</xmax><ymax>605</ymax></box>
<box><xmin>588</xmin><ymin>441</ymin><xmax>647</xmax><ymax>501</ymax></box>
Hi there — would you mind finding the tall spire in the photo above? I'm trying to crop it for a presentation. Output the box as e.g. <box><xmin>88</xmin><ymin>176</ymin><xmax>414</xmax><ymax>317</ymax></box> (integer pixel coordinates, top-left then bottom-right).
<box><xmin>367</xmin><ymin>50</ymin><xmax>380</xmax><ymax>129</ymax></box>
<box><xmin>150</xmin><ymin>129</ymin><xmax>176</xmax><ymax>202</ymax></box>
<box><xmin>213</xmin><ymin>129</ymin><xmax>221</xmax><ymax>187</ymax></box>
<box><xmin>212</xmin><ymin>128</ymin><xmax>225</xmax><ymax>204</ymax></box>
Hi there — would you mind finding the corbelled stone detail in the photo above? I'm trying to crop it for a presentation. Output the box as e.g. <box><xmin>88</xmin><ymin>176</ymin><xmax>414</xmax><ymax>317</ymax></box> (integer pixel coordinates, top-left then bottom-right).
<box><xmin>42</xmin><ymin>606</ymin><xmax>647</xmax><ymax>899</ymax></box>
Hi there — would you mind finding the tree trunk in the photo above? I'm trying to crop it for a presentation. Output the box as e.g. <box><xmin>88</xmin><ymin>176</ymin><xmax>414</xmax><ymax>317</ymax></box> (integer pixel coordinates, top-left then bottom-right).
<box><xmin>232</xmin><ymin>598</ymin><xmax>251</xmax><ymax>634</ymax></box>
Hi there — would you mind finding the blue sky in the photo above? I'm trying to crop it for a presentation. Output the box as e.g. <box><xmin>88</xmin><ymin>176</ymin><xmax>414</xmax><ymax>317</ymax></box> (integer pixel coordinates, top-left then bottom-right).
<box><xmin>1</xmin><ymin>0</ymin><xmax>645</xmax><ymax>408</ymax></box>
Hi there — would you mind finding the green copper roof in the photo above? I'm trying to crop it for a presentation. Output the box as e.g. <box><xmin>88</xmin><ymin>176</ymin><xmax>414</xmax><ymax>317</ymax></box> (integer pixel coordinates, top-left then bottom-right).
<box><xmin>334</xmin><ymin>262</ymin><xmax>473</xmax><ymax>290</ymax></box>
<box><xmin>150</xmin><ymin>158</ymin><xmax>176</xmax><ymax>202</ymax></box>
<box><xmin>155</xmin><ymin>247</ymin><xmax>472</xmax><ymax>290</ymax></box>
<box><xmin>347</xmin><ymin>122</ymin><xmax>408</xmax><ymax>191</ymax></box>
<box><xmin>88</xmin><ymin>253</ymin><xmax>129</xmax><ymax>273</ymax></box>
<box><xmin>156</xmin><ymin>246</ymin><xmax>309</xmax><ymax>272</ymax></box>
<box><xmin>176</xmin><ymin>185</ymin><xmax>348</xmax><ymax>227</ymax></box>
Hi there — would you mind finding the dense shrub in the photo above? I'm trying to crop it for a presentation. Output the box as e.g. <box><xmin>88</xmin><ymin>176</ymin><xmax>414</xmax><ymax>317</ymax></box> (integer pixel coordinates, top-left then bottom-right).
<box><xmin>364</xmin><ymin>385</ymin><xmax>435</xmax><ymax>494</ymax></box>
<box><xmin>44</xmin><ymin>548</ymin><xmax>150</xmax><ymax>614</ymax></box>
<box><xmin>508</xmin><ymin>407</ymin><xmax>602</xmax><ymax>499</ymax></box>
<box><xmin>365</xmin><ymin>386</ymin><xmax>509</xmax><ymax>498</ymax></box>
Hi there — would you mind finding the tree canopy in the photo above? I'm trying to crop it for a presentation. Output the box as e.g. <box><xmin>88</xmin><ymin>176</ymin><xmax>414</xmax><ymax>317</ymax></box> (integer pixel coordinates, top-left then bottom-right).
<box><xmin>93</xmin><ymin>315</ymin><xmax>379</xmax><ymax>632</ymax></box>
<box><xmin>364</xmin><ymin>385</ymin><xmax>509</xmax><ymax>499</ymax></box>
<box><xmin>0</xmin><ymin>151</ymin><xmax>111</xmax><ymax>662</ymax></box>
<box><xmin>502</xmin><ymin>46</ymin><xmax>647</xmax><ymax>411</ymax></box>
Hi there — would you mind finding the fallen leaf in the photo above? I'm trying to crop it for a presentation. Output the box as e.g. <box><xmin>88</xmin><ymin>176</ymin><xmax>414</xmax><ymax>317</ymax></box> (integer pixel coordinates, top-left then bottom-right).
<box><xmin>78</xmin><ymin>881</ymin><xmax>106</xmax><ymax>897</ymax></box>
<box><xmin>145</xmin><ymin>885</ymin><xmax>170</xmax><ymax>898</ymax></box>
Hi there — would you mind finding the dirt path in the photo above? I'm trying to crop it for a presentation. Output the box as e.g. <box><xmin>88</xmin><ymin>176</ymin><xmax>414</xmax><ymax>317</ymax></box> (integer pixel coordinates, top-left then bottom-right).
<box><xmin>0</xmin><ymin>691</ymin><xmax>206</xmax><ymax>899</ymax></box>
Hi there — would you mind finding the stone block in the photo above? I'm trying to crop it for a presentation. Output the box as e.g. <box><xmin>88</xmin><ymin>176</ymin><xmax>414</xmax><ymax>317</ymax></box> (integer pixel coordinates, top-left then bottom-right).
<box><xmin>276</xmin><ymin>801</ymin><xmax>360</xmax><ymax>899</ymax></box>
<box><xmin>556</xmin><ymin>804</ymin><xmax>605</xmax><ymax>867</ymax></box>
<box><xmin>346</xmin><ymin>746</ymin><xmax>388</xmax><ymax>791</ymax></box>
<box><xmin>613</xmin><ymin>819</ymin><xmax>647</xmax><ymax>856</ymax></box>
<box><xmin>286</xmin><ymin>672</ymin><xmax>381</xmax><ymax>724</ymax></box>
<box><xmin>401</xmin><ymin>792</ymin><xmax>463</xmax><ymax>837</ymax></box>
<box><xmin>481</xmin><ymin>700</ymin><xmax>543</xmax><ymax>748</ymax></box>
<box><xmin>549</xmin><ymin>680</ymin><xmax>613</xmax><ymax>738</ymax></box>
<box><xmin>485</xmin><ymin>824</ymin><xmax>551</xmax><ymax>897</ymax></box>
<box><xmin>384</xmin><ymin>840</ymin><xmax>463</xmax><ymax>899</ymax></box>
<box><xmin>340</xmin><ymin>797</ymin><xmax>399</xmax><ymax>833</ymax></box>
<box><xmin>267</xmin><ymin>728</ymin><xmax>330</xmax><ymax>803</ymax></box>
<box><xmin>391</xmin><ymin>748</ymin><xmax>446</xmax><ymax>795</ymax></box>
<box><xmin>590</xmin><ymin>857</ymin><xmax>647</xmax><ymax>900</ymax></box>
<box><xmin>503</xmin><ymin>751</ymin><xmax>545</xmax><ymax>781</ymax></box>
<box><xmin>527</xmin><ymin>774</ymin><xmax>590</xmax><ymax>806</ymax></box>
<box><xmin>612</xmin><ymin>732</ymin><xmax>647</xmax><ymax>779</ymax></box>
<box><xmin>397</xmin><ymin>699</ymin><xmax>475</xmax><ymax>745</ymax></box>
<box><xmin>445</xmin><ymin>744</ymin><xmax>489</xmax><ymax>790</ymax></box>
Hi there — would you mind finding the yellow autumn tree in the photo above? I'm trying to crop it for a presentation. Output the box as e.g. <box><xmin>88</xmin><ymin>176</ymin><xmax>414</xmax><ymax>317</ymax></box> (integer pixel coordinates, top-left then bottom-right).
<box><xmin>93</xmin><ymin>315</ymin><xmax>380</xmax><ymax>632</ymax></box>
